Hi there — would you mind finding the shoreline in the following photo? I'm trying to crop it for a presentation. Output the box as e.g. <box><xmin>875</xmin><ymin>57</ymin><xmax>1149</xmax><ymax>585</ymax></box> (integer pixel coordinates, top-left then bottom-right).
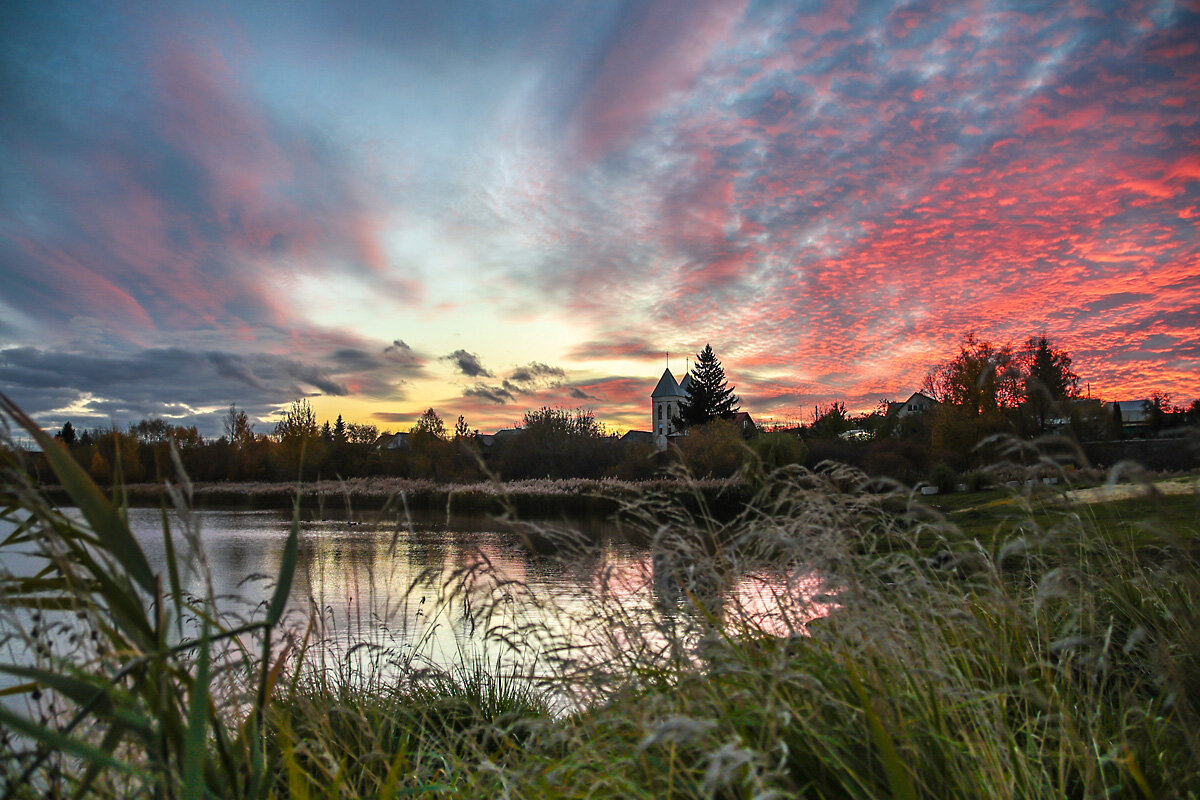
<box><xmin>39</xmin><ymin>475</ymin><xmax>754</xmax><ymax>518</ymax></box>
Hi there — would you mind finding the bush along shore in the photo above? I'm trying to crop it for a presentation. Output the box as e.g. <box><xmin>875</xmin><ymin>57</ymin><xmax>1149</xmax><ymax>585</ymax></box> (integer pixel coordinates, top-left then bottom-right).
<box><xmin>2</xmin><ymin>394</ymin><xmax>1199</xmax><ymax>799</ymax></box>
<box><xmin>37</xmin><ymin>475</ymin><xmax>756</xmax><ymax>519</ymax></box>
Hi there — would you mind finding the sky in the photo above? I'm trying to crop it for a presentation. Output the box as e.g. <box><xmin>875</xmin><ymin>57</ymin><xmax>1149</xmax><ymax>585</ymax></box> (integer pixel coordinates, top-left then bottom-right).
<box><xmin>1</xmin><ymin>0</ymin><xmax>1197</xmax><ymax>438</ymax></box>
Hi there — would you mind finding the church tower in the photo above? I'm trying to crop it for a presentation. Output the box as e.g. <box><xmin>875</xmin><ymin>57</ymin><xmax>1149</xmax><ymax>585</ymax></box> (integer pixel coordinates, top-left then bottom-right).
<box><xmin>651</xmin><ymin>368</ymin><xmax>688</xmax><ymax>450</ymax></box>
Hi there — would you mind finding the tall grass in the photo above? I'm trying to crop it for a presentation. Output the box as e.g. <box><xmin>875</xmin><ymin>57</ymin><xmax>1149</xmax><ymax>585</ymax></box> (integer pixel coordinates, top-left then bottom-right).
<box><xmin>2</xmin><ymin>395</ymin><xmax>1198</xmax><ymax>799</ymax></box>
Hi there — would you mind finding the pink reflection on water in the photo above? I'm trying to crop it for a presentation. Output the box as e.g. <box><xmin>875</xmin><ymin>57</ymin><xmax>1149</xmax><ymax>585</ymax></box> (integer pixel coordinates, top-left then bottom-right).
<box><xmin>725</xmin><ymin>569</ymin><xmax>840</xmax><ymax>638</ymax></box>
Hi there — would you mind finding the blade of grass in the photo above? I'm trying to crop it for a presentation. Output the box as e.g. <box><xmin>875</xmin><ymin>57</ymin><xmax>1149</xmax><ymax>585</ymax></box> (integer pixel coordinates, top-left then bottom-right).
<box><xmin>0</xmin><ymin>704</ymin><xmax>137</xmax><ymax>778</ymax></box>
<box><xmin>182</xmin><ymin>620</ymin><xmax>212</xmax><ymax>800</ymax></box>
<box><xmin>845</xmin><ymin>657</ymin><xmax>918</xmax><ymax>800</ymax></box>
<box><xmin>0</xmin><ymin>394</ymin><xmax>156</xmax><ymax>594</ymax></box>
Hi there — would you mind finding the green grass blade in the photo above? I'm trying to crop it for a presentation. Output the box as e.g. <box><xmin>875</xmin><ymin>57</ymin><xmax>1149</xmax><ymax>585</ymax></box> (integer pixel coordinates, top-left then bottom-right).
<box><xmin>182</xmin><ymin>621</ymin><xmax>212</xmax><ymax>800</ymax></box>
<box><xmin>0</xmin><ymin>394</ymin><xmax>157</xmax><ymax>595</ymax></box>
<box><xmin>160</xmin><ymin>504</ymin><xmax>186</xmax><ymax>639</ymax></box>
<box><xmin>845</xmin><ymin>657</ymin><xmax>918</xmax><ymax>800</ymax></box>
<box><xmin>0</xmin><ymin>663</ymin><xmax>114</xmax><ymax>712</ymax></box>
<box><xmin>71</xmin><ymin>723</ymin><xmax>128</xmax><ymax>800</ymax></box>
<box><xmin>0</xmin><ymin>703</ymin><xmax>137</xmax><ymax>776</ymax></box>
<box><xmin>378</xmin><ymin>747</ymin><xmax>410</xmax><ymax>800</ymax></box>
<box><xmin>265</xmin><ymin>511</ymin><xmax>300</xmax><ymax>627</ymax></box>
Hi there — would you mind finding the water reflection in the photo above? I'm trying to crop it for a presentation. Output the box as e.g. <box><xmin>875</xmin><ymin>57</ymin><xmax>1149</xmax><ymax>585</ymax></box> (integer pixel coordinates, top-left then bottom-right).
<box><xmin>1</xmin><ymin>507</ymin><xmax>835</xmax><ymax>684</ymax></box>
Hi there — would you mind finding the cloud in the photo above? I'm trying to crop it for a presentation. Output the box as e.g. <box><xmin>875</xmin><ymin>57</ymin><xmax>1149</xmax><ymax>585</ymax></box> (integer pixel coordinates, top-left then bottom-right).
<box><xmin>0</xmin><ymin>25</ymin><xmax>419</xmax><ymax>344</ymax></box>
<box><xmin>568</xmin><ymin>338</ymin><xmax>664</xmax><ymax>362</ymax></box>
<box><xmin>0</xmin><ymin>342</ymin><xmax>412</xmax><ymax>435</ymax></box>
<box><xmin>443</xmin><ymin>350</ymin><xmax>493</xmax><ymax>378</ymax></box>
<box><xmin>2</xmin><ymin>1</ymin><xmax>1198</xmax><ymax>434</ymax></box>
<box><xmin>463</xmin><ymin>383</ymin><xmax>514</xmax><ymax>405</ymax></box>
<box><xmin>505</xmin><ymin>361</ymin><xmax>566</xmax><ymax>390</ymax></box>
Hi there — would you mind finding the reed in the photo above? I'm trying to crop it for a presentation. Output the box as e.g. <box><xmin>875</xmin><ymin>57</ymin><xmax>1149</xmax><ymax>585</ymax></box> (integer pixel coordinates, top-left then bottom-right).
<box><xmin>2</xmin><ymin>396</ymin><xmax>1197</xmax><ymax>799</ymax></box>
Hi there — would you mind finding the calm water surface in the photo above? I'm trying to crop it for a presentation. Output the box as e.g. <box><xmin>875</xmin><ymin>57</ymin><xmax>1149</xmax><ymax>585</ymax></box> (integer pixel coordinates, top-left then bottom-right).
<box><xmin>2</xmin><ymin>507</ymin><xmax>827</xmax><ymax>683</ymax></box>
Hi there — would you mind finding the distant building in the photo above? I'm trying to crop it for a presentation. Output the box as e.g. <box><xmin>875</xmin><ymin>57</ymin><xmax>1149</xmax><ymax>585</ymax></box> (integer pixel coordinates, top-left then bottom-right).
<box><xmin>731</xmin><ymin>411</ymin><xmax>757</xmax><ymax>435</ymax></box>
<box><xmin>648</xmin><ymin>368</ymin><xmax>753</xmax><ymax>449</ymax></box>
<box><xmin>886</xmin><ymin>392</ymin><xmax>939</xmax><ymax>418</ymax></box>
<box><xmin>620</xmin><ymin>430</ymin><xmax>655</xmax><ymax>446</ymax></box>
<box><xmin>477</xmin><ymin>428</ymin><xmax>523</xmax><ymax>448</ymax></box>
<box><xmin>652</xmin><ymin>368</ymin><xmax>688</xmax><ymax>449</ymax></box>
<box><xmin>374</xmin><ymin>432</ymin><xmax>410</xmax><ymax>450</ymax></box>
<box><xmin>1108</xmin><ymin>400</ymin><xmax>1150</xmax><ymax>436</ymax></box>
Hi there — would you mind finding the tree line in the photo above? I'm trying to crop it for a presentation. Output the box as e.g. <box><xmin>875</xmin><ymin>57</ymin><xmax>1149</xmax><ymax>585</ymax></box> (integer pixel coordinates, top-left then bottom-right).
<box><xmin>35</xmin><ymin>335</ymin><xmax>1199</xmax><ymax>488</ymax></box>
<box><xmin>41</xmin><ymin>401</ymin><xmax>661</xmax><ymax>485</ymax></box>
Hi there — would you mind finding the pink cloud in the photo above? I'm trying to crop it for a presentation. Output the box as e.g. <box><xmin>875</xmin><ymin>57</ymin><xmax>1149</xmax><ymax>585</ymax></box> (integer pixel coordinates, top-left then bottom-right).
<box><xmin>572</xmin><ymin>0</ymin><xmax>746</xmax><ymax>159</ymax></box>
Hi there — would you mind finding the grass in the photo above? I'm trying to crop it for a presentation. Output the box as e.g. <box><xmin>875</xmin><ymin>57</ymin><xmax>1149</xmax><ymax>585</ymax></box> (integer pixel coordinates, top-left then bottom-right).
<box><xmin>2</xmin><ymin>396</ymin><xmax>1199</xmax><ymax>799</ymax></box>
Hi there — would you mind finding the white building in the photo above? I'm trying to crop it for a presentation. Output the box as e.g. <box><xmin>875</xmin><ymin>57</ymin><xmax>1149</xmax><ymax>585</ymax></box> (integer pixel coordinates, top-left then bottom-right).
<box><xmin>651</xmin><ymin>368</ymin><xmax>694</xmax><ymax>449</ymax></box>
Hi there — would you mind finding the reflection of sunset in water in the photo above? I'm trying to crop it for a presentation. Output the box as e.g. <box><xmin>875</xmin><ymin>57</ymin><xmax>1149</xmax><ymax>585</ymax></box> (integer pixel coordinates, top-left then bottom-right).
<box><xmin>73</xmin><ymin>508</ymin><xmax>836</xmax><ymax>680</ymax></box>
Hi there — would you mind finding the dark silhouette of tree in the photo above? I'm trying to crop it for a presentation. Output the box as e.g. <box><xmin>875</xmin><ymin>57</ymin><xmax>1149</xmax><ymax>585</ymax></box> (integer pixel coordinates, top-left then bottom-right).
<box><xmin>922</xmin><ymin>332</ymin><xmax>1019</xmax><ymax>415</ymax></box>
<box><xmin>131</xmin><ymin>419</ymin><xmax>173</xmax><ymax>443</ymax></box>
<box><xmin>273</xmin><ymin>399</ymin><xmax>322</xmax><ymax>479</ymax></box>
<box><xmin>676</xmin><ymin>344</ymin><xmax>739</xmax><ymax>428</ymax></box>
<box><xmin>274</xmin><ymin>399</ymin><xmax>319</xmax><ymax>441</ymax></box>
<box><xmin>493</xmin><ymin>407</ymin><xmax>619</xmax><ymax>479</ymax></box>
<box><xmin>57</xmin><ymin>421</ymin><xmax>77</xmax><ymax>446</ymax></box>
<box><xmin>808</xmin><ymin>402</ymin><xmax>850</xmax><ymax>438</ymax></box>
<box><xmin>333</xmin><ymin>414</ymin><xmax>347</xmax><ymax>444</ymax></box>
<box><xmin>1019</xmin><ymin>335</ymin><xmax>1079</xmax><ymax>433</ymax></box>
<box><xmin>408</xmin><ymin>408</ymin><xmax>452</xmax><ymax>479</ymax></box>
<box><xmin>454</xmin><ymin>415</ymin><xmax>471</xmax><ymax>440</ymax></box>
<box><xmin>410</xmin><ymin>408</ymin><xmax>447</xmax><ymax>440</ymax></box>
<box><xmin>1145</xmin><ymin>392</ymin><xmax>1174</xmax><ymax>433</ymax></box>
<box><xmin>346</xmin><ymin>422</ymin><xmax>378</xmax><ymax>445</ymax></box>
<box><xmin>223</xmin><ymin>404</ymin><xmax>255</xmax><ymax>449</ymax></box>
<box><xmin>321</xmin><ymin>421</ymin><xmax>333</xmax><ymax>443</ymax></box>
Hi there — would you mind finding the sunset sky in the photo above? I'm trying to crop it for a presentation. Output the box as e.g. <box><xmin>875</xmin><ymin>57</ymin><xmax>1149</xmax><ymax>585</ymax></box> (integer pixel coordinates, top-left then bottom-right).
<box><xmin>1</xmin><ymin>0</ymin><xmax>1197</xmax><ymax>437</ymax></box>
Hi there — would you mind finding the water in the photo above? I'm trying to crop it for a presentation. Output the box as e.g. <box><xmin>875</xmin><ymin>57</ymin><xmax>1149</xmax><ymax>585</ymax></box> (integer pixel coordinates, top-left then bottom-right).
<box><xmin>1</xmin><ymin>507</ymin><xmax>831</xmax><ymax>688</ymax></box>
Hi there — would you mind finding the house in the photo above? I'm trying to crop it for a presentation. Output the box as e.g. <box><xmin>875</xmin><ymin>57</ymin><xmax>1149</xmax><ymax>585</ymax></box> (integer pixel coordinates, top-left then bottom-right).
<box><xmin>1108</xmin><ymin>400</ymin><xmax>1150</xmax><ymax>436</ymax></box>
<box><xmin>620</xmin><ymin>430</ymin><xmax>655</xmax><ymax>446</ymax></box>
<box><xmin>374</xmin><ymin>432</ymin><xmax>410</xmax><ymax>451</ymax></box>
<box><xmin>887</xmin><ymin>392</ymin><xmax>939</xmax><ymax>418</ymax></box>
<box><xmin>477</xmin><ymin>428</ymin><xmax>523</xmax><ymax>448</ymax></box>
<box><xmin>731</xmin><ymin>411</ymin><xmax>757</xmax><ymax>436</ymax></box>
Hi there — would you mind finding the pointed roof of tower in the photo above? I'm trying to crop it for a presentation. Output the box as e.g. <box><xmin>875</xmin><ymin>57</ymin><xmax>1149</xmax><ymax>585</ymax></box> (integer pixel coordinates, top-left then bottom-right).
<box><xmin>679</xmin><ymin>372</ymin><xmax>693</xmax><ymax>395</ymax></box>
<box><xmin>652</xmin><ymin>368</ymin><xmax>685</xmax><ymax>398</ymax></box>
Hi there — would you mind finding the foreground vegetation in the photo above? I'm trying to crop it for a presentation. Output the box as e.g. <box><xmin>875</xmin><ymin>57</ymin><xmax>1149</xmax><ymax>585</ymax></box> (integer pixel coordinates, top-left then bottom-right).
<box><xmin>2</xmin><ymin>396</ymin><xmax>1199</xmax><ymax>799</ymax></box>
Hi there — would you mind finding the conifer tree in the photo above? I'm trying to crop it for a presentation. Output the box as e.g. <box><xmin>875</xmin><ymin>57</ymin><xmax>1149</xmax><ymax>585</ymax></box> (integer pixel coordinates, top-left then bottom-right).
<box><xmin>58</xmin><ymin>420</ymin><xmax>77</xmax><ymax>446</ymax></box>
<box><xmin>676</xmin><ymin>344</ymin><xmax>739</xmax><ymax>428</ymax></box>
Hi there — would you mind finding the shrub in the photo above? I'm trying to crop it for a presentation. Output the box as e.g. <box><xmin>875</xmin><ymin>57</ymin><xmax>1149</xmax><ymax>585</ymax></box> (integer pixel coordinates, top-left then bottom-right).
<box><xmin>929</xmin><ymin>462</ymin><xmax>958</xmax><ymax>494</ymax></box>
<box><xmin>674</xmin><ymin>420</ymin><xmax>745</xmax><ymax>478</ymax></box>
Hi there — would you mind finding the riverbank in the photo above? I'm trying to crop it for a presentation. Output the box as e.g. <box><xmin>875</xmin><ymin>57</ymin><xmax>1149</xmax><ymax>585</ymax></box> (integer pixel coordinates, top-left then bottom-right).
<box><xmin>39</xmin><ymin>475</ymin><xmax>754</xmax><ymax>518</ymax></box>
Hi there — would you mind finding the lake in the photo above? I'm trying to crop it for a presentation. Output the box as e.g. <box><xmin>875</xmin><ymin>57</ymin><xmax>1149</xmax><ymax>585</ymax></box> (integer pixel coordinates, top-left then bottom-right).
<box><xmin>1</xmin><ymin>506</ymin><xmax>831</xmax><ymax>691</ymax></box>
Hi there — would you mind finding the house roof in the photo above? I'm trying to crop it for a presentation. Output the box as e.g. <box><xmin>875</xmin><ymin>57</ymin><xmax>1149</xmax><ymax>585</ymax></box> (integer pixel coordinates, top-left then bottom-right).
<box><xmin>887</xmin><ymin>392</ymin><xmax>939</xmax><ymax>416</ymax></box>
<box><xmin>905</xmin><ymin>392</ymin><xmax>937</xmax><ymax>405</ymax></box>
<box><xmin>1110</xmin><ymin>400</ymin><xmax>1149</xmax><ymax>423</ymax></box>
<box><xmin>652</xmin><ymin>368</ymin><xmax>685</xmax><ymax>398</ymax></box>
